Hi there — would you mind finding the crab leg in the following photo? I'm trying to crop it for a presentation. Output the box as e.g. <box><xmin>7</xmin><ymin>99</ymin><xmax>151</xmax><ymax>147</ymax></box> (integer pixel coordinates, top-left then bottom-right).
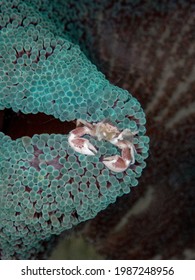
<box><xmin>68</xmin><ymin>126</ymin><xmax>97</xmax><ymax>155</ymax></box>
<box><xmin>76</xmin><ymin>119</ymin><xmax>94</xmax><ymax>130</ymax></box>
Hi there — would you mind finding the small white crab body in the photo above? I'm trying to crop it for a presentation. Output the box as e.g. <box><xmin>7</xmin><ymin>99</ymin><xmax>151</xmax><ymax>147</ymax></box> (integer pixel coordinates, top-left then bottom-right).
<box><xmin>68</xmin><ymin>119</ymin><xmax>137</xmax><ymax>172</ymax></box>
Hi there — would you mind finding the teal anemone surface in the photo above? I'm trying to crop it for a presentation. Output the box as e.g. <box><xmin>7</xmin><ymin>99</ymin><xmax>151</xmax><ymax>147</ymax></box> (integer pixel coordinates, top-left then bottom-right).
<box><xmin>0</xmin><ymin>0</ymin><xmax>149</xmax><ymax>259</ymax></box>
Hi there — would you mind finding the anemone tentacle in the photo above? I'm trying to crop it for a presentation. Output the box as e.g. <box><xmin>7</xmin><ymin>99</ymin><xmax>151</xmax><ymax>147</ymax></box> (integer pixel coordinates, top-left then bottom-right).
<box><xmin>0</xmin><ymin>0</ymin><xmax>149</xmax><ymax>259</ymax></box>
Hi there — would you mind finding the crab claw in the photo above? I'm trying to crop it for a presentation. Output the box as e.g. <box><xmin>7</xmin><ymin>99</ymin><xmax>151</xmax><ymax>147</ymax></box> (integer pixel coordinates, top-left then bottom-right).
<box><xmin>102</xmin><ymin>142</ymin><xmax>136</xmax><ymax>172</ymax></box>
<box><xmin>68</xmin><ymin>127</ymin><xmax>97</xmax><ymax>155</ymax></box>
<box><xmin>102</xmin><ymin>155</ymin><xmax>130</xmax><ymax>173</ymax></box>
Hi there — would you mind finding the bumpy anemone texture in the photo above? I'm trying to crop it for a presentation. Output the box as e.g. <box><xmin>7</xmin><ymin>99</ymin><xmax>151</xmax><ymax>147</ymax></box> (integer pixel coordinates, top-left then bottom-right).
<box><xmin>0</xmin><ymin>1</ymin><xmax>149</xmax><ymax>259</ymax></box>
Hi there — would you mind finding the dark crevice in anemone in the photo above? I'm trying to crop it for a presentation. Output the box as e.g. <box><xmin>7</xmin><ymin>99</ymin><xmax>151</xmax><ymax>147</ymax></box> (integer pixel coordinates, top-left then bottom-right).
<box><xmin>1</xmin><ymin>108</ymin><xmax>75</xmax><ymax>140</ymax></box>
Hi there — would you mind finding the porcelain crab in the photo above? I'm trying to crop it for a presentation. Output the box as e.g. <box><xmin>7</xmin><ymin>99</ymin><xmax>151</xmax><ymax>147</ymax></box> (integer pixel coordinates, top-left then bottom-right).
<box><xmin>68</xmin><ymin>119</ymin><xmax>137</xmax><ymax>172</ymax></box>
